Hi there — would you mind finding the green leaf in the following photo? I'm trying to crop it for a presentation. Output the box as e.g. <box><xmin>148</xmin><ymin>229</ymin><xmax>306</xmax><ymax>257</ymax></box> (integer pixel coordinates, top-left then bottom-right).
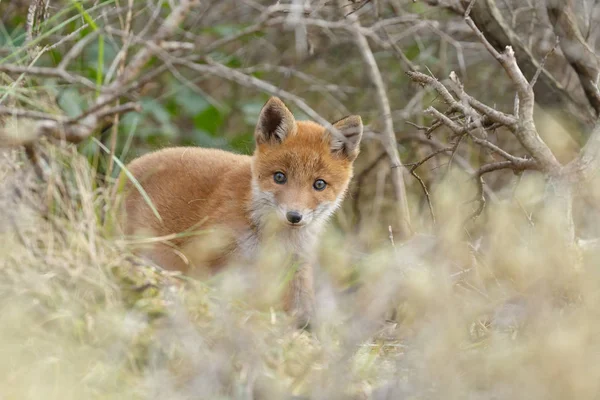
<box><xmin>140</xmin><ymin>98</ymin><xmax>178</xmax><ymax>139</ymax></box>
<box><xmin>173</xmin><ymin>86</ymin><xmax>211</xmax><ymax>116</ymax></box>
<box><xmin>57</xmin><ymin>88</ymin><xmax>85</xmax><ymax>117</ymax></box>
<box><xmin>404</xmin><ymin>43</ymin><xmax>421</xmax><ymax>61</ymax></box>
<box><xmin>189</xmin><ymin>129</ymin><xmax>230</xmax><ymax>149</ymax></box>
<box><xmin>410</xmin><ymin>1</ymin><xmax>428</xmax><ymax>13</ymax></box>
<box><xmin>193</xmin><ymin>105</ymin><xmax>224</xmax><ymax>136</ymax></box>
<box><xmin>208</xmin><ymin>24</ymin><xmax>245</xmax><ymax>37</ymax></box>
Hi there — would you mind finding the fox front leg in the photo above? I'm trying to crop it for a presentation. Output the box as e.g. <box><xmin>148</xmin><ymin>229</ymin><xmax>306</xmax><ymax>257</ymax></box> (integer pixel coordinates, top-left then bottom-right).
<box><xmin>283</xmin><ymin>262</ymin><xmax>316</xmax><ymax>330</ymax></box>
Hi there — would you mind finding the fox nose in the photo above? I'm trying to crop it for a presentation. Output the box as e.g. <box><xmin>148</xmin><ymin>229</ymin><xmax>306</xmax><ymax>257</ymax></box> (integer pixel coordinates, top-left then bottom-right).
<box><xmin>286</xmin><ymin>211</ymin><xmax>303</xmax><ymax>224</ymax></box>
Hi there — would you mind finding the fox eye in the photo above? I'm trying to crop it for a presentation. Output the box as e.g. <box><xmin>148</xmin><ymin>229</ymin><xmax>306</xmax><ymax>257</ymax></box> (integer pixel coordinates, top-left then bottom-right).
<box><xmin>274</xmin><ymin>172</ymin><xmax>287</xmax><ymax>184</ymax></box>
<box><xmin>313</xmin><ymin>179</ymin><xmax>327</xmax><ymax>191</ymax></box>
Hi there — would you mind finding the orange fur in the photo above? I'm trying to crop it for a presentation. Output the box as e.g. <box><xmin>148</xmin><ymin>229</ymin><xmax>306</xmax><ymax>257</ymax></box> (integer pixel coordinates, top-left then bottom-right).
<box><xmin>121</xmin><ymin>97</ymin><xmax>363</xmax><ymax>326</ymax></box>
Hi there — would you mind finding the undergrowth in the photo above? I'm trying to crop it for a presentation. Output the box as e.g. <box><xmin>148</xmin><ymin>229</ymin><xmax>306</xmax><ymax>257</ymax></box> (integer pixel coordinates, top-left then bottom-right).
<box><xmin>2</xmin><ymin>142</ymin><xmax>600</xmax><ymax>400</ymax></box>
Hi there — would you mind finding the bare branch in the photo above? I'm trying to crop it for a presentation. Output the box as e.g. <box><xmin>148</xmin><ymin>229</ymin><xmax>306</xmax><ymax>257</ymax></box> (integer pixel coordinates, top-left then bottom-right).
<box><xmin>0</xmin><ymin>0</ymin><xmax>200</xmax><ymax>152</ymax></box>
<box><xmin>425</xmin><ymin>0</ymin><xmax>596</xmax><ymax>130</ymax></box>
<box><xmin>95</xmin><ymin>102</ymin><xmax>141</xmax><ymax>120</ymax></box>
<box><xmin>347</xmin><ymin>11</ymin><xmax>413</xmax><ymax>239</ymax></box>
<box><xmin>202</xmin><ymin>13</ymin><xmax>284</xmax><ymax>54</ymax></box>
<box><xmin>547</xmin><ymin>0</ymin><xmax>600</xmax><ymax>116</ymax></box>
<box><xmin>467</xmin><ymin>159</ymin><xmax>537</xmax><ymax>221</ymax></box>
<box><xmin>97</xmin><ymin>0</ymin><xmax>201</xmax><ymax>106</ymax></box>
<box><xmin>407</xmin><ymin>71</ymin><xmax>459</xmax><ymax>107</ymax></box>
<box><xmin>183</xmin><ymin>58</ymin><xmax>333</xmax><ymax>129</ymax></box>
<box><xmin>353</xmin><ymin>151</ymin><xmax>386</xmax><ymax>228</ymax></box>
<box><xmin>408</xmin><ymin>70</ymin><xmax>517</xmax><ymax>127</ymax></box>
<box><xmin>0</xmin><ymin>65</ymin><xmax>97</xmax><ymax>90</ymax></box>
<box><xmin>425</xmin><ymin>106</ymin><xmax>463</xmax><ymax>133</ymax></box>
<box><xmin>448</xmin><ymin>71</ymin><xmax>518</xmax><ymax>127</ymax></box>
<box><xmin>410</xmin><ymin>168</ymin><xmax>436</xmax><ymax>225</ymax></box>
<box><xmin>57</xmin><ymin>30</ymin><xmax>102</xmax><ymax>70</ymax></box>
<box><xmin>529</xmin><ymin>36</ymin><xmax>560</xmax><ymax>89</ymax></box>
<box><xmin>0</xmin><ymin>107</ymin><xmax>66</xmax><ymax>122</ymax></box>
<box><xmin>467</xmin><ymin>132</ymin><xmax>531</xmax><ymax>166</ymax></box>
<box><xmin>462</xmin><ymin>10</ymin><xmax>562</xmax><ymax>175</ymax></box>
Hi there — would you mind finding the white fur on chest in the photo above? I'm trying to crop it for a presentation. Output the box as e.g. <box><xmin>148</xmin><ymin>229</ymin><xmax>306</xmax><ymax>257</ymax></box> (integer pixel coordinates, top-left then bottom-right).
<box><xmin>236</xmin><ymin>229</ymin><xmax>260</xmax><ymax>261</ymax></box>
<box><xmin>235</xmin><ymin>224</ymin><xmax>321</xmax><ymax>264</ymax></box>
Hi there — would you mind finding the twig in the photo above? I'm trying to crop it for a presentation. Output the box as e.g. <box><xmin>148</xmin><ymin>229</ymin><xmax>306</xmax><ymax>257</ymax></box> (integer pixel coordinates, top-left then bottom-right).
<box><xmin>97</xmin><ymin>0</ymin><xmax>201</xmax><ymax>106</ymax></box>
<box><xmin>107</xmin><ymin>0</ymin><xmax>135</xmax><ymax>179</ymax></box>
<box><xmin>464</xmin><ymin>0</ymin><xmax>477</xmax><ymax>17</ymax></box>
<box><xmin>352</xmin><ymin>151</ymin><xmax>386</xmax><ymax>227</ymax></box>
<box><xmin>410</xmin><ymin>145</ymin><xmax>455</xmax><ymax>171</ymax></box>
<box><xmin>202</xmin><ymin>12</ymin><xmax>284</xmax><ymax>54</ymax></box>
<box><xmin>400</xmin><ymin>133</ymin><xmax>497</xmax><ymax>200</ymax></box>
<box><xmin>466</xmin><ymin>159</ymin><xmax>537</xmax><ymax>221</ymax></box>
<box><xmin>529</xmin><ymin>36</ymin><xmax>559</xmax><ymax>89</ymax></box>
<box><xmin>409</xmin><ymin>168</ymin><xmax>436</xmax><ymax>225</ymax></box>
<box><xmin>407</xmin><ymin>118</ymin><xmax>446</xmax><ymax>138</ymax></box>
<box><xmin>467</xmin><ymin>132</ymin><xmax>530</xmax><ymax>166</ymax></box>
<box><xmin>95</xmin><ymin>102</ymin><xmax>141</xmax><ymax>120</ymax></box>
<box><xmin>0</xmin><ymin>65</ymin><xmax>97</xmax><ymax>90</ymax></box>
<box><xmin>182</xmin><ymin>58</ymin><xmax>334</xmax><ymax>129</ymax></box>
<box><xmin>57</xmin><ymin>30</ymin><xmax>102</xmax><ymax>70</ymax></box>
<box><xmin>407</xmin><ymin>71</ymin><xmax>517</xmax><ymax>127</ymax></box>
<box><xmin>345</xmin><ymin>0</ymin><xmax>372</xmax><ymax>16</ymax></box>
<box><xmin>0</xmin><ymin>107</ymin><xmax>66</xmax><ymax>122</ymax></box>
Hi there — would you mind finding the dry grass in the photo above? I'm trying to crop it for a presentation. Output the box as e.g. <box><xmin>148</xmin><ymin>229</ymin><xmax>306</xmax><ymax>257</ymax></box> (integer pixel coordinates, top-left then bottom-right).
<box><xmin>2</xmin><ymin>140</ymin><xmax>600</xmax><ymax>400</ymax></box>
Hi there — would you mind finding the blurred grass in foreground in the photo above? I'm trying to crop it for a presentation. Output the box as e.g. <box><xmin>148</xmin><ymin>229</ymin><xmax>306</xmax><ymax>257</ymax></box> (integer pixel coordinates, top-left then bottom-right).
<box><xmin>2</xmin><ymin>136</ymin><xmax>600</xmax><ymax>400</ymax></box>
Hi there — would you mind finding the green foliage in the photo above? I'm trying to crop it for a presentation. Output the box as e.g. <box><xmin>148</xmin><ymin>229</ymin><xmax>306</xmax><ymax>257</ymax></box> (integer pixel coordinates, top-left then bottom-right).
<box><xmin>0</xmin><ymin>1</ymin><xmax>263</xmax><ymax>171</ymax></box>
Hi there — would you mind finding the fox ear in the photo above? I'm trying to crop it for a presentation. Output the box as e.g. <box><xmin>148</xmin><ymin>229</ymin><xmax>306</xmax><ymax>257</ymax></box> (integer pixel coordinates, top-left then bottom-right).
<box><xmin>255</xmin><ymin>97</ymin><xmax>297</xmax><ymax>145</ymax></box>
<box><xmin>328</xmin><ymin>115</ymin><xmax>363</xmax><ymax>161</ymax></box>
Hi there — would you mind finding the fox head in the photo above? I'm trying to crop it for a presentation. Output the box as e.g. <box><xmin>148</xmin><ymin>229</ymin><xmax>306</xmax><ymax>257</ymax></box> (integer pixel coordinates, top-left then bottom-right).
<box><xmin>250</xmin><ymin>97</ymin><xmax>363</xmax><ymax>231</ymax></box>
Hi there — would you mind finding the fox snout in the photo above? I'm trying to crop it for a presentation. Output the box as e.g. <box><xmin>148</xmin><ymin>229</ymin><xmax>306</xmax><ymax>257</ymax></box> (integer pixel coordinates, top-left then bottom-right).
<box><xmin>286</xmin><ymin>210</ymin><xmax>303</xmax><ymax>224</ymax></box>
<box><xmin>280</xmin><ymin>206</ymin><xmax>312</xmax><ymax>226</ymax></box>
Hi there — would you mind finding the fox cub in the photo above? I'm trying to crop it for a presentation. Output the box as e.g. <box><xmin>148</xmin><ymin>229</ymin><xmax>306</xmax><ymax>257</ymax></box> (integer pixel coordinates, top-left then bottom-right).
<box><xmin>122</xmin><ymin>97</ymin><xmax>362</xmax><ymax>326</ymax></box>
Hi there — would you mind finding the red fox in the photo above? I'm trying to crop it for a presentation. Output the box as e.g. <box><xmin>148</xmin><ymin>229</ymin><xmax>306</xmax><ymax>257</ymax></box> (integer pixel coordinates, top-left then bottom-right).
<box><xmin>121</xmin><ymin>97</ymin><xmax>362</xmax><ymax>326</ymax></box>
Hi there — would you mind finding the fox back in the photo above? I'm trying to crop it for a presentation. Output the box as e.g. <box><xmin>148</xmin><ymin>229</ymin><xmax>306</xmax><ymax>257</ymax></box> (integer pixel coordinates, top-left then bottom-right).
<box><xmin>121</xmin><ymin>97</ymin><xmax>362</xmax><ymax>324</ymax></box>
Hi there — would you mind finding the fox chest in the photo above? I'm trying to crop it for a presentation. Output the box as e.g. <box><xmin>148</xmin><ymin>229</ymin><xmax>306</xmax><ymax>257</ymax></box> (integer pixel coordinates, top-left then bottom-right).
<box><xmin>234</xmin><ymin>227</ymin><xmax>319</xmax><ymax>264</ymax></box>
<box><xmin>236</xmin><ymin>230</ymin><xmax>261</xmax><ymax>261</ymax></box>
